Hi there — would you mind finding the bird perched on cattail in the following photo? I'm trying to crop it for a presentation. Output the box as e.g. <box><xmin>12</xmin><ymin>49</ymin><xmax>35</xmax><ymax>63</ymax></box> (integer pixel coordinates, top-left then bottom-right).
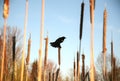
<box><xmin>50</xmin><ymin>36</ymin><xmax>66</xmax><ymax>48</ymax></box>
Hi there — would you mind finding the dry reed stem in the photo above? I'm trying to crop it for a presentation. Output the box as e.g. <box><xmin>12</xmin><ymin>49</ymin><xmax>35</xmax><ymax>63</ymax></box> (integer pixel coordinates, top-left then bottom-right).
<box><xmin>111</xmin><ymin>41</ymin><xmax>113</xmax><ymax>67</ymax></box>
<box><xmin>113</xmin><ymin>57</ymin><xmax>116</xmax><ymax>81</ymax></box>
<box><xmin>111</xmin><ymin>40</ymin><xmax>114</xmax><ymax>81</ymax></box>
<box><xmin>82</xmin><ymin>54</ymin><xmax>85</xmax><ymax>80</ymax></box>
<box><xmin>49</xmin><ymin>72</ymin><xmax>51</xmax><ymax>81</ymax></box>
<box><xmin>0</xmin><ymin>19</ymin><xmax>7</xmax><ymax>81</ymax></box>
<box><xmin>52</xmin><ymin>73</ymin><xmax>54</xmax><ymax>81</ymax></box>
<box><xmin>77</xmin><ymin>51</ymin><xmax>80</xmax><ymax>80</ymax></box>
<box><xmin>55</xmin><ymin>68</ymin><xmax>60</xmax><ymax>81</ymax></box>
<box><xmin>12</xmin><ymin>36</ymin><xmax>16</xmax><ymax>62</ymax></box>
<box><xmin>1</xmin><ymin>0</ymin><xmax>9</xmax><ymax>79</ymax></box>
<box><xmin>20</xmin><ymin>0</ymin><xmax>28</xmax><ymax>80</ymax></box>
<box><xmin>73</xmin><ymin>57</ymin><xmax>76</xmax><ymax>81</ymax></box>
<box><xmin>103</xmin><ymin>8</ymin><xmax>107</xmax><ymax>78</ymax></box>
<box><xmin>38</xmin><ymin>0</ymin><xmax>45</xmax><ymax>81</ymax></box>
<box><xmin>12</xmin><ymin>36</ymin><xmax>16</xmax><ymax>81</ymax></box>
<box><xmin>43</xmin><ymin>36</ymin><xmax>48</xmax><ymax>81</ymax></box>
<box><xmin>89</xmin><ymin>0</ymin><xmax>95</xmax><ymax>81</ymax></box>
<box><xmin>44</xmin><ymin>36</ymin><xmax>48</xmax><ymax>67</ymax></box>
<box><xmin>26</xmin><ymin>35</ymin><xmax>31</xmax><ymax>81</ymax></box>
<box><xmin>58</xmin><ymin>48</ymin><xmax>61</xmax><ymax>66</ymax></box>
<box><xmin>26</xmin><ymin>35</ymin><xmax>31</xmax><ymax>65</ymax></box>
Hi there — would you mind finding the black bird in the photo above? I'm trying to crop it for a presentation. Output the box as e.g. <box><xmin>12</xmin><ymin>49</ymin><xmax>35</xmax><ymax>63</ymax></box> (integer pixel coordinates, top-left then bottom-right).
<box><xmin>50</xmin><ymin>36</ymin><xmax>66</xmax><ymax>48</ymax></box>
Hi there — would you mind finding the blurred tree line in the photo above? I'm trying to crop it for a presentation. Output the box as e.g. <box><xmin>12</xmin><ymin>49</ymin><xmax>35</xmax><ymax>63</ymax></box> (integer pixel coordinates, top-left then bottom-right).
<box><xmin>0</xmin><ymin>26</ymin><xmax>120</xmax><ymax>81</ymax></box>
<box><xmin>0</xmin><ymin>26</ymin><xmax>64</xmax><ymax>81</ymax></box>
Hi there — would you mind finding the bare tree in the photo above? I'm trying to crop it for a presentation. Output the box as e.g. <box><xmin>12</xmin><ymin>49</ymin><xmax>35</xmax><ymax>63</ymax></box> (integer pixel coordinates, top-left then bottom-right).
<box><xmin>0</xmin><ymin>26</ymin><xmax>22</xmax><ymax>81</ymax></box>
<box><xmin>29</xmin><ymin>60</ymin><xmax>59</xmax><ymax>81</ymax></box>
<box><xmin>96</xmin><ymin>53</ymin><xmax>120</xmax><ymax>81</ymax></box>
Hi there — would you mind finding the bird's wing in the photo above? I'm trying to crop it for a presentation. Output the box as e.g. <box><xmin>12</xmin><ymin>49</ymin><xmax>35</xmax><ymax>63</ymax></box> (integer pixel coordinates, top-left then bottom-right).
<box><xmin>55</xmin><ymin>37</ymin><xmax>65</xmax><ymax>43</ymax></box>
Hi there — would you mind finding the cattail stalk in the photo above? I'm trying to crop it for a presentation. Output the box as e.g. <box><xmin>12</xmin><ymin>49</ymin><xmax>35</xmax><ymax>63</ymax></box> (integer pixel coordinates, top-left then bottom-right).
<box><xmin>103</xmin><ymin>8</ymin><xmax>107</xmax><ymax>78</ymax></box>
<box><xmin>12</xmin><ymin>36</ymin><xmax>16</xmax><ymax>62</ymax></box>
<box><xmin>20</xmin><ymin>0</ymin><xmax>29</xmax><ymax>81</ymax></box>
<box><xmin>44</xmin><ymin>36</ymin><xmax>48</xmax><ymax>81</ymax></box>
<box><xmin>79</xmin><ymin>2</ymin><xmax>85</xmax><ymax>40</ymax></box>
<box><xmin>44</xmin><ymin>36</ymin><xmax>48</xmax><ymax>67</ymax></box>
<box><xmin>0</xmin><ymin>36</ymin><xmax>2</xmax><ymax>52</ymax></box>
<box><xmin>52</xmin><ymin>73</ymin><xmax>54</xmax><ymax>81</ymax></box>
<box><xmin>4</xmin><ymin>45</ymin><xmax>7</xmax><ymax>81</ymax></box>
<box><xmin>0</xmin><ymin>16</ymin><xmax>7</xmax><ymax>81</ymax></box>
<box><xmin>38</xmin><ymin>0</ymin><xmax>45</xmax><ymax>81</ymax></box>
<box><xmin>1</xmin><ymin>0</ymin><xmax>9</xmax><ymax>80</ymax></box>
<box><xmin>12</xmin><ymin>36</ymin><xmax>16</xmax><ymax>81</ymax></box>
<box><xmin>73</xmin><ymin>57</ymin><xmax>76</xmax><ymax>81</ymax></box>
<box><xmin>82</xmin><ymin>54</ymin><xmax>85</xmax><ymax>80</ymax></box>
<box><xmin>83</xmin><ymin>71</ymin><xmax>89</xmax><ymax>81</ymax></box>
<box><xmin>58</xmin><ymin>48</ymin><xmax>61</xmax><ymax>66</ymax></box>
<box><xmin>79</xmin><ymin>2</ymin><xmax>85</xmax><ymax>81</ymax></box>
<box><xmin>113</xmin><ymin>57</ymin><xmax>116</xmax><ymax>81</ymax></box>
<box><xmin>111</xmin><ymin>39</ymin><xmax>114</xmax><ymax>81</ymax></box>
<box><xmin>77</xmin><ymin>51</ymin><xmax>80</xmax><ymax>81</ymax></box>
<box><xmin>55</xmin><ymin>68</ymin><xmax>60</xmax><ymax>81</ymax></box>
<box><xmin>111</xmin><ymin>40</ymin><xmax>113</xmax><ymax>67</ymax></box>
<box><xmin>49</xmin><ymin>72</ymin><xmax>51</xmax><ymax>81</ymax></box>
<box><xmin>0</xmin><ymin>35</ymin><xmax>3</xmax><ymax>53</ymax></box>
<box><xmin>89</xmin><ymin>0</ymin><xmax>95</xmax><ymax>23</ymax></box>
<box><xmin>88</xmin><ymin>72</ymin><xmax>90</xmax><ymax>81</ymax></box>
<box><xmin>26</xmin><ymin>34</ymin><xmax>31</xmax><ymax>65</ymax></box>
<box><xmin>89</xmin><ymin>0</ymin><xmax>95</xmax><ymax>81</ymax></box>
<box><xmin>26</xmin><ymin>35</ymin><xmax>31</xmax><ymax>81</ymax></box>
